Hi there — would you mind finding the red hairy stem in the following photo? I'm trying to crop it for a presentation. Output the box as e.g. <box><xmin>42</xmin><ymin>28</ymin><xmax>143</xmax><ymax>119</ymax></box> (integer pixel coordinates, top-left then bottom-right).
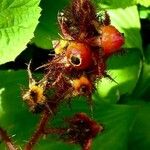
<box><xmin>24</xmin><ymin>109</ymin><xmax>51</xmax><ymax>150</ymax></box>
<box><xmin>44</xmin><ymin>128</ymin><xmax>66</xmax><ymax>135</ymax></box>
<box><xmin>0</xmin><ymin>127</ymin><xmax>18</xmax><ymax>150</ymax></box>
<box><xmin>82</xmin><ymin>139</ymin><xmax>92</xmax><ymax>150</ymax></box>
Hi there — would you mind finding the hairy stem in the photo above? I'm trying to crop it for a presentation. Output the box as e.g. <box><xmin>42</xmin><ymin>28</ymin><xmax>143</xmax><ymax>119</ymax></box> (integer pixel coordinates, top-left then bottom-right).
<box><xmin>0</xmin><ymin>127</ymin><xmax>18</xmax><ymax>150</ymax></box>
<box><xmin>44</xmin><ymin>128</ymin><xmax>66</xmax><ymax>135</ymax></box>
<box><xmin>24</xmin><ymin>109</ymin><xmax>51</xmax><ymax>150</ymax></box>
<box><xmin>82</xmin><ymin>139</ymin><xmax>92</xmax><ymax>150</ymax></box>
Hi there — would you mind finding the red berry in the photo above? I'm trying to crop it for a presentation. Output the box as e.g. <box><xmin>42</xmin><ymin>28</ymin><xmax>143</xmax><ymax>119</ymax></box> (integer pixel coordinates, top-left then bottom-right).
<box><xmin>66</xmin><ymin>42</ymin><xmax>92</xmax><ymax>70</ymax></box>
<box><xmin>101</xmin><ymin>25</ymin><xmax>125</xmax><ymax>56</ymax></box>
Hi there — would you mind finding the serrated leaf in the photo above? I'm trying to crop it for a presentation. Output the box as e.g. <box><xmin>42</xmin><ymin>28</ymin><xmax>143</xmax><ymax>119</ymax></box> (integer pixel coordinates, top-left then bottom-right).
<box><xmin>32</xmin><ymin>0</ymin><xmax>69</xmax><ymax>49</ymax></box>
<box><xmin>0</xmin><ymin>0</ymin><xmax>41</xmax><ymax>65</ymax></box>
<box><xmin>137</xmin><ymin>0</ymin><xmax>150</xmax><ymax>7</ymax></box>
<box><xmin>0</xmin><ymin>71</ymin><xmax>137</xmax><ymax>150</ymax></box>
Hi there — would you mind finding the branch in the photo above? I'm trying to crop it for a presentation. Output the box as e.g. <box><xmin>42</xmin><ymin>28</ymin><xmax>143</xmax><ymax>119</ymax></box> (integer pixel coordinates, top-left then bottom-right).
<box><xmin>0</xmin><ymin>127</ymin><xmax>18</xmax><ymax>150</ymax></box>
<box><xmin>24</xmin><ymin>109</ymin><xmax>51</xmax><ymax>150</ymax></box>
<box><xmin>44</xmin><ymin>128</ymin><xmax>66</xmax><ymax>135</ymax></box>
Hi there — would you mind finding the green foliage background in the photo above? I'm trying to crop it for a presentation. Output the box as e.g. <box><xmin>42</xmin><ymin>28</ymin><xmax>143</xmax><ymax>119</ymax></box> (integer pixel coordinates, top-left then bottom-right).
<box><xmin>0</xmin><ymin>0</ymin><xmax>150</xmax><ymax>149</ymax></box>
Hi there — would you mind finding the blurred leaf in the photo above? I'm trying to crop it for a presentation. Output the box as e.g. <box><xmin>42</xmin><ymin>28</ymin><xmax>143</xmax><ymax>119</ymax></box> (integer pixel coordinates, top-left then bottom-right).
<box><xmin>128</xmin><ymin>103</ymin><xmax>150</xmax><ymax>150</ymax></box>
<box><xmin>132</xmin><ymin>62</ymin><xmax>150</xmax><ymax>99</ymax></box>
<box><xmin>139</xmin><ymin>6</ymin><xmax>150</xmax><ymax>19</ymax></box>
<box><xmin>0</xmin><ymin>71</ymin><xmax>137</xmax><ymax>150</ymax></box>
<box><xmin>132</xmin><ymin>45</ymin><xmax>150</xmax><ymax>98</ymax></box>
<box><xmin>95</xmin><ymin>0</ymin><xmax>137</xmax><ymax>9</ymax></box>
<box><xmin>32</xmin><ymin>0</ymin><xmax>69</xmax><ymax>49</ymax></box>
<box><xmin>117</xmin><ymin>97</ymin><xmax>150</xmax><ymax>150</ymax></box>
<box><xmin>97</xmin><ymin>49</ymin><xmax>141</xmax><ymax>103</ymax></box>
<box><xmin>0</xmin><ymin>0</ymin><xmax>41</xmax><ymax>65</ymax></box>
<box><xmin>137</xmin><ymin>0</ymin><xmax>150</xmax><ymax>7</ymax></box>
<box><xmin>96</xmin><ymin>0</ymin><xmax>150</xmax><ymax>8</ymax></box>
<box><xmin>0</xmin><ymin>88</ymin><xmax>4</xmax><ymax>114</ymax></box>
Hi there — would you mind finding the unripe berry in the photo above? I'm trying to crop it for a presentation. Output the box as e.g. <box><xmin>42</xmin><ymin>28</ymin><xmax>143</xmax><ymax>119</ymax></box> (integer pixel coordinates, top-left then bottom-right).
<box><xmin>66</xmin><ymin>42</ymin><xmax>92</xmax><ymax>70</ymax></box>
<box><xmin>101</xmin><ymin>25</ymin><xmax>125</xmax><ymax>56</ymax></box>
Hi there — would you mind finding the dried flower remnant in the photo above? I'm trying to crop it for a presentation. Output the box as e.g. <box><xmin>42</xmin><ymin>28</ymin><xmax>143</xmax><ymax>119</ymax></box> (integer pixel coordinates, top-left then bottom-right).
<box><xmin>61</xmin><ymin>113</ymin><xmax>103</xmax><ymax>150</ymax></box>
<box><xmin>22</xmin><ymin>61</ymin><xmax>49</xmax><ymax>113</ymax></box>
<box><xmin>71</xmin><ymin>76</ymin><xmax>93</xmax><ymax>96</ymax></box>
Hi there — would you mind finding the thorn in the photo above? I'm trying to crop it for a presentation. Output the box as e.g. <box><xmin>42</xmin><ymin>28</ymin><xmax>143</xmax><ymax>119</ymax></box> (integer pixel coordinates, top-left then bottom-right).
<box><xmin>104</xmin><ymin>73</ymin><xmax>118</xmax><ymax>84</ymax></box>
<box><xmin>35</xmin><ymin>63</ymin><xmax>50</xmax><ymax>71</ymax></box>
<box><xmin>52</xmin><ymin>40</ymin><xmax>59</xmax><ymax>49</ymax></box>
<box><xmin>86</xmin><ymin>96</ymin><xmax>93</xmax><ymax>118</ymax></box>
<box><xmin>58</xmin><ymin>33</ymin><xmax>64</xmax><ymax>39</ymax></box>
<box><xmin>45</xmin><ymin>103</ymin><xmax>53</xmax><ymax>115</ymax></box>
<box><xmin>11</xmin><ymin>134</ymin><xmax>16</xmax><ymax>138</ymax></box>
<box><xmin>26</xmin><ymin>60</ymin><xmax>36</xmax><ymax>86</ymax></box>
<box><xmin>48</xmin><ymin>53</ymin><xmax>56</xmax><ymax>56</ymax></box>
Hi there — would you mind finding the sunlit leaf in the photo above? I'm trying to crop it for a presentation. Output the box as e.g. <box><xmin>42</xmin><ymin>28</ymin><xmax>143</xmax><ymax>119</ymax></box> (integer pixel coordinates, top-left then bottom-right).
<box><xmin>0</xmin><ymin>0</ymin><xmax>41</xmax><ymax>65</ymax></box>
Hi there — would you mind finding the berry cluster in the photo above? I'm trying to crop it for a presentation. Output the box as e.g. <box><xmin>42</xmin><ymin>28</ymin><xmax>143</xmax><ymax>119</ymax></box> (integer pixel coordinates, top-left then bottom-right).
<box><xmin>0</xmin><ymin>0</ymin><xmax>125</xmax><ymax>150</ymax></box>
<box><xmin>23</xmin><ymin>0</ymin><xmax>124</xmax><ymax>113</ymax></box>
<box><xmin>62</xmin><ymin>113</ymin><xmax>103</xmax><ymax>149</ymax></box>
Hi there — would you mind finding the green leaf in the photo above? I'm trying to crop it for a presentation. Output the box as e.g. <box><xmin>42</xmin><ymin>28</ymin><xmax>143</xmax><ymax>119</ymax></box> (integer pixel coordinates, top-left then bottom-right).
<box><xmin>95</xmin><ymin>0</ymin><xmax>137</xmax><ymax>9</ymax></box>
<box><xmin>139</xmin><ymin>9</ymin><xmax>150</xmax><ymax>19</ymax></box>
<box><xmin>139</xmin><ymin>6</ymin><xmax>150</xmax><ymax>19</ymax></box>
<box><xmin>95</xmin><ymin>0</ymin><xmax>150</xmax><ymax>8</ymax></box>
<box><xmin>32</xmin><ymin>0</ymin><xmax>69</xmax><ymax>49</ymax></box>
<box><xmin>0</xmin><ymin>71</ymin><xmax>137</xmax><ymax>149</ymax></box>
<box><xmin>0</xmin><ymin>88</ymin><xmax>4</xmax><ymax>115</ymax></box>
<box><xmin>137</xmin><ymin>0</ymin><xmax>150</xmax><ymax>7</ymax></box>
<box><xmin>132</xmin><ymin>45</ymin><xmax>150</xmax><ymax>98</ymax></box>
<box><xmin>0</xmin><ymin>0</ymin><xmax>41</xmax><ymax>65</ymax></box>
<box><xmin>132</xmin><ymin>62</ymin><xmax>150</xmax><ymax>98</ymax></box>
<box><xmin>97</xmin><ymin>49</ymin><xmax>141</xmax><ymax>103</ymax></box>
<box><xmin>128</xmin><ymin>103</ymin><xmax>150</xmax><ymax>150</ymax></box>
